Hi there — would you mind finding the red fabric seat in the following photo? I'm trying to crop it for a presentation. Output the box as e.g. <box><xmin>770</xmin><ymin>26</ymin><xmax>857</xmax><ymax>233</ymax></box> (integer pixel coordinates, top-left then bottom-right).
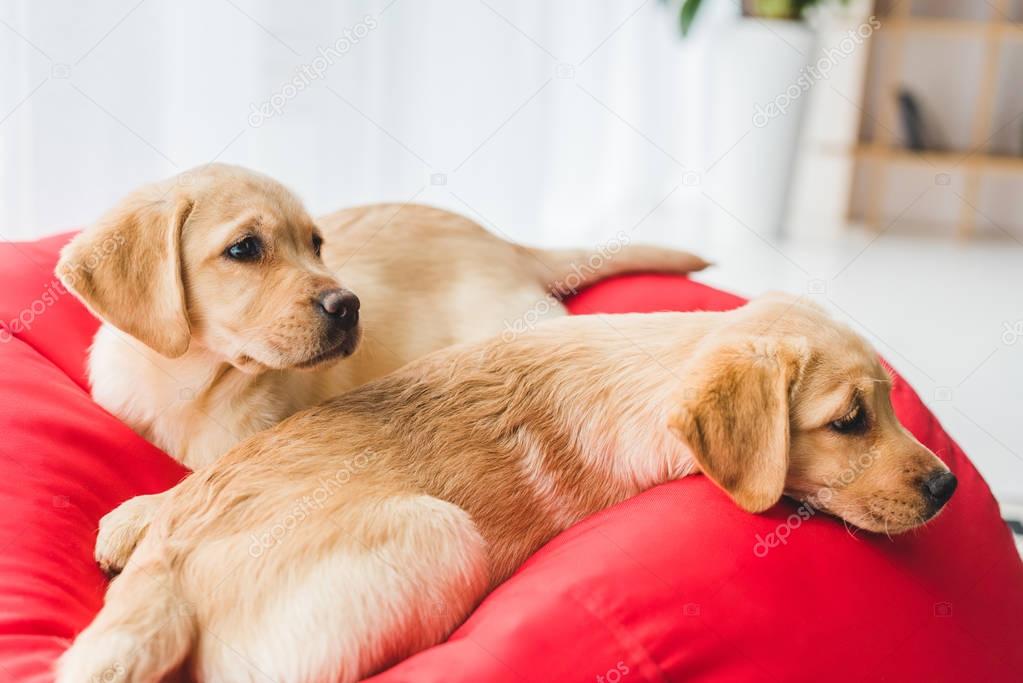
<box><xmin>1</xmin><ymin>233</ymin><xmax>1020</xmax><ymax>683</ymax></box>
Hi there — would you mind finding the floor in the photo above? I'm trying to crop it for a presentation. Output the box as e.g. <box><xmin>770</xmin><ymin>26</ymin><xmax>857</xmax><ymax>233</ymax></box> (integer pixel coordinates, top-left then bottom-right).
<box><xmin>656</xmin><ymin>218</ymin><xmax>1023</xmax><ymax>507</ymax></box>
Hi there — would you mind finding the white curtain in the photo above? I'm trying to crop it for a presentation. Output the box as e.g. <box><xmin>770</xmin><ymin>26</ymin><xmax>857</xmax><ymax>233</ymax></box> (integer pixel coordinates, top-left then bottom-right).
<box><xmin>0</xmin><ymin>0</ymin><xmax>730</xmax><ymax>246</ymax></box>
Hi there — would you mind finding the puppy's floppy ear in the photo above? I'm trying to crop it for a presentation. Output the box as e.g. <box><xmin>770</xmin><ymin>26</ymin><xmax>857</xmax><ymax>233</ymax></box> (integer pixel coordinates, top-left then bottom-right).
<box><xmin>57</xmin><ymin>189</ymin><xmax>194</xmax><ymax>357</ymax></box>
<box><xmin>669</xmin><ymin>336</ymin><xmax>808</xmax><ymax>513</ymax></box>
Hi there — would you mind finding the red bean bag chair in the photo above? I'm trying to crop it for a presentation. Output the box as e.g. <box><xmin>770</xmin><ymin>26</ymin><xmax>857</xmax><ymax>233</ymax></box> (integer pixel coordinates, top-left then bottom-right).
<box><xmin>1</xmin><ymin>233</ymin><xmax>1020</xmax><ymax>683</ymax></box>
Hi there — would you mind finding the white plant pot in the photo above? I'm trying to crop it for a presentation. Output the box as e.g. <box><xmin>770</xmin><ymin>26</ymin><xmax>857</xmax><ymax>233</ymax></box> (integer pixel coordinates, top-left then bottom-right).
<box><xmin>787</xmin><ymin>0</ymin><xmax>877</xmax><ymax>240</ymax></box>
<box><xmin>706</xmin><ymin>17</ymin><xmax>815</xmax><ymax>239</ymax></box>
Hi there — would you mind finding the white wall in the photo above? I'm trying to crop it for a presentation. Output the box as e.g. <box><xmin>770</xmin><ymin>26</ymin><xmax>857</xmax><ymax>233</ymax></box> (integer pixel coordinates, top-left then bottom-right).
<box><xmin>0</xmin><ymin>0</ymin><xmax>730</xmax><ymax>246</ymax></box>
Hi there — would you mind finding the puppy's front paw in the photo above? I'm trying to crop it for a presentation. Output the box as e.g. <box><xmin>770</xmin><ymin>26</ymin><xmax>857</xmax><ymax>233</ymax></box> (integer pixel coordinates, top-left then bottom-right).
<box><xmin>95</xmin><ymin>494</ymin><xmax>157</xmax><ymax>575</ymax></box>
<box><xmin>55</xmin><ymin>631</ymin><xmax>134</xmax><ymax>683</ymax></box>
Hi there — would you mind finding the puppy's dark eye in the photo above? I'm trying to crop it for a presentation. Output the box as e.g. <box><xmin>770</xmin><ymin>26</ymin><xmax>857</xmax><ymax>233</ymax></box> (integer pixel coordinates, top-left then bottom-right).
<box><xmin>830</xmin><ymin>406</ymin><xmax>868</xmax><ymax>435</ymax></box>
<box><xmin>312</xmin><ymin>234</ymin><xmax>323</xmax><ymax>258</ymax></box>
<box><xmin>225</xmin><ymin>235</ymin><xmax>262</xmax><ymax>261</ymax></box>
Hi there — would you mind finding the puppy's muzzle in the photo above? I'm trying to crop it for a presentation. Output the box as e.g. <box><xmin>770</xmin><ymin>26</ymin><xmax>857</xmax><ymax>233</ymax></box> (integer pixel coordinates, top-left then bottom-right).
<box><xmin>921</xmin><ymin>470</ymin><xmax>957</xmax><ymax>516</ymax></box>
<box><xmin>317</xmin><ymin>289</ymin><xmax>360</xmax><ymax>332</ymax></box>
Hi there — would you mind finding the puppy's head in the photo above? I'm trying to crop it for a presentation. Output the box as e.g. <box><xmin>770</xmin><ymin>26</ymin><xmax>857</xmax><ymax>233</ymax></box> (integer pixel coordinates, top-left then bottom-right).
<box><xmin>57</xmin><ymin>164</ymin><xmax>360</xmax><ymax>372</ymax></box>
<box><xmin>669</xmin><ymin>295</ymin><xmax>955</xmax><ymax>534</ymax></box>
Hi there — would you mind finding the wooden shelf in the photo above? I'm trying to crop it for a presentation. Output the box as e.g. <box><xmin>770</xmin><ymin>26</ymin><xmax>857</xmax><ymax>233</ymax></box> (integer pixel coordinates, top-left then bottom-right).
<box><xmin>885</xmin><ymin>17</ymin><xmax>1023</xmax><ymax>39</ymax></box>
<box><xmin>849</xmin><ymin>1</ymin><xmax>1019</xmax><ymax>237</ymax></box>
<box><xmin>853</xmin><ymin>145</ymin><xmax>1023</xmax><ymax>174</ymax></box>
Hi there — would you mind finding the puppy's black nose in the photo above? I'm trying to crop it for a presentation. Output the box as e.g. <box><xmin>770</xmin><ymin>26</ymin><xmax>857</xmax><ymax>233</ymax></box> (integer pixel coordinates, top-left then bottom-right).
<box><xmin>317</xmin><ymin>289</ymin><xmax>360</xmax><ymax>330</ymax></box>
<box><xmin>922</xmin><ymin>470</ymin><xmax>957</xmax><ymax>510</ymax></box>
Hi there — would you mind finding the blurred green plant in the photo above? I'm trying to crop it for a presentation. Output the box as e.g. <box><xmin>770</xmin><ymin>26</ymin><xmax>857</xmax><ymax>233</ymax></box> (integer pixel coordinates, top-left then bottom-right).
<box><xmin>674</xmin><ymin>0</ymin><xmax>848</xmax><ymax>35</ymax></box>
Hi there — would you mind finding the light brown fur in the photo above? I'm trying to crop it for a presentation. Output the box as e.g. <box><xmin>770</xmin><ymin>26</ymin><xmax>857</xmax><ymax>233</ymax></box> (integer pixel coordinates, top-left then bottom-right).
<box><xmin>56</xmin><ymin>164</ymin><xmax>708</xmax><ymax>574</ymax></box>
<box><xmin>57</xmin><ymin>297</ymin><xmax>955</xmax><ymax>683</ymax></box>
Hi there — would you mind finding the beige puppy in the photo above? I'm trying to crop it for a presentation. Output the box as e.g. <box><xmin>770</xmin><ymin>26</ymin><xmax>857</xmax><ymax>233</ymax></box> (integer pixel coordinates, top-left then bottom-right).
<box><xmin>57</xmin><ymin>164</ymin><xmax>707</xmax><ymax>571</ymax></box>
<box><xmin>58</xmin><ymin>164</ymin><xmax>707</xmax><ymax>469</ymax></box>
<box><xmin>57</xmin><ymin>297</ymin><xmax>956</xmax><ymax>683</ymax></box>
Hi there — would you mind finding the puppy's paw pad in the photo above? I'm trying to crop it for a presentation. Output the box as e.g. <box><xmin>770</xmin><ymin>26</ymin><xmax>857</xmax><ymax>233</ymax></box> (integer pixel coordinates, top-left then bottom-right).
<box><xmin>94</xmin><ymin>503</ymin><xmax>151</xmax><ymax>575</ymax></box>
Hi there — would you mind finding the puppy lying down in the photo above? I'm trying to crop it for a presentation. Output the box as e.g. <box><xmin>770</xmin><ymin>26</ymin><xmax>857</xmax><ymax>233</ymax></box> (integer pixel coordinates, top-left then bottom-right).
<box><xmin>57</xmin><ymin>164</ymin><xmax>708</xmax><ymax>577</ymax></box>
<box><xmin>58</xmin><ymin>296</ymin><xmax>956</xmax><ymax>683</ymax></box>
